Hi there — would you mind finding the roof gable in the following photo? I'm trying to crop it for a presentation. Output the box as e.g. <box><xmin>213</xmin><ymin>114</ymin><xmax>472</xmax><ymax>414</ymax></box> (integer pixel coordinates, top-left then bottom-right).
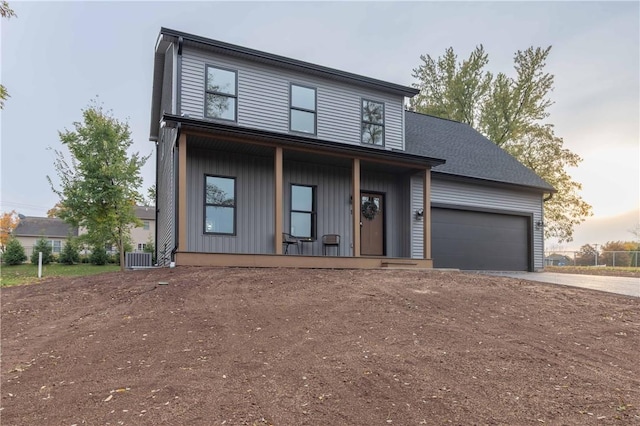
<box><xmin>405</xmin><ymin>111</ymin><xmax>555</xmax><ymax>192</ymax></box>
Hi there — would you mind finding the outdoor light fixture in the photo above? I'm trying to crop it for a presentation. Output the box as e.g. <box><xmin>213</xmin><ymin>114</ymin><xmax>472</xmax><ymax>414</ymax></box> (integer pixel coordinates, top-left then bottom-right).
<box><xmin>415</xmin><ymin>209</ymin><xmax>424</xmax><ymax>220</ymax></box>
<box><xmin>535</xmin><ymin>220</ymin><xmax>544</xmax><ymax>230</ymax></box>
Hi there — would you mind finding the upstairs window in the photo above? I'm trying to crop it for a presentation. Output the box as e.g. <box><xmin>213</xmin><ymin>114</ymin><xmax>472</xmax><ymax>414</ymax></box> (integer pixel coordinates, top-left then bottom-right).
<box><xmin>205</xmin><ymin>66</ymin><xmax>237</xmax><ymax>121</ymax></box>
<box><xmin>290</xmin><ymin>184</ymin><xmax>316</xmax><ymax>239</ymax></box>
<box><xmin>290</xmin><ymin>84</ymin><xmax>316</xmax><ymax>134</ymax></box>
<box><xmin>143</xmin><ymin>221</ymin><xmax>150</xmax><ymax>230</ymax></box>
<box><xmin>205</xmin><ymin>175</ymin><xmax>236</xmax><ymax>235</ymax></box>
<box><xmin>361</xmin><ymin>99</ymin><xmax>385</xmax><ymax>146</ymax></box>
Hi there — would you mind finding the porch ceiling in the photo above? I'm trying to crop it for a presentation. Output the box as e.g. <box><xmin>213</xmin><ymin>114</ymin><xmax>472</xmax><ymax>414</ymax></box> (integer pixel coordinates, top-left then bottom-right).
<box><xmin>186</xmin><ymin>134</ymin><xmax>421</xmax><ymax>174</ymax></box>
<box><xmin>166</xmin><ymin>114</ymin><xmax>446</xmax><ymax>169</ymax></box>
<box><xmin>187</xmin><ymin>134</ymin><xmax>274</xmax><ymax>158</ymax></box>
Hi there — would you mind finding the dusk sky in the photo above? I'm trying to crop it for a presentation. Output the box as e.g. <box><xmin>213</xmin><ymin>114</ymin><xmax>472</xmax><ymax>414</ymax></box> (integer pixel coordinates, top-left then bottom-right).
<box><xmin>1</xmin><ymin>1</ymin><xmax>638</xmax><ymax>251</ymax></box>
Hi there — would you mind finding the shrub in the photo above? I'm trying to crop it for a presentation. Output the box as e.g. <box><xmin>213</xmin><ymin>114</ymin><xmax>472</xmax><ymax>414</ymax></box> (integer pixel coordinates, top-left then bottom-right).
<box><xmin>90</xmin><ymin>245</ymin><xmax>109</xmax><ymax>265</ymax></box>
<box><xmin>143</xmin><ymin>237</ymin><xmax>156</xmax><ymax>264</ymax></box>
<box><xmin>3</xmin><ymin>238</ymin><xmax>27</xmax><ymax>265</ymax></box>
<box><xmin>31</xmin><ymin>238</ymin><xmax>53</xmax><ymax>265</ymax></box>
<box><xmin>59</xmin><ymin>239</ymin><xmax>80</xmax><ymax>265</ymax></box>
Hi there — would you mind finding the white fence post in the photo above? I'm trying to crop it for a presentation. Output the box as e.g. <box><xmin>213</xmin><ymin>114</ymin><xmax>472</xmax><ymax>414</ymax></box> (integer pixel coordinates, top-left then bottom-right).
<box><xmin>38</xmin><ymin>252</ymin><xmax>43</xmax><ymax>278</ymax></box>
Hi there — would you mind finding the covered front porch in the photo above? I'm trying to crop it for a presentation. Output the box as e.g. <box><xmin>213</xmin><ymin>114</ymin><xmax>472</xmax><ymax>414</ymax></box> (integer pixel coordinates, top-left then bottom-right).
<box><xmin>169</xmin><ymin>115</ymin><xmax>444</xmax><ymax>268</ymax></box>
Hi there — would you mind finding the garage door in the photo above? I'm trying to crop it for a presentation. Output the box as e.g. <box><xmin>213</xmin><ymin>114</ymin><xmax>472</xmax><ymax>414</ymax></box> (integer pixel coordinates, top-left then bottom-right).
<box><xmin>432</xmin><ymin>208</ymin><xmax>530</xmax><ymax>271</ymax></box>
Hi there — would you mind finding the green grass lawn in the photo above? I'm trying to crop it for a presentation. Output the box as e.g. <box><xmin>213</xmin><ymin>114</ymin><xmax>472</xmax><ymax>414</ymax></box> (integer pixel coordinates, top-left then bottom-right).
<box><xmin>544</xmin><ymin>265</ymin><xmax>640</xmax><ymax>277</ymax></box>
<box><xmin>0</xmin><ymin>263</ymin><xmax>120</xmax><ymax>287</ymax></box>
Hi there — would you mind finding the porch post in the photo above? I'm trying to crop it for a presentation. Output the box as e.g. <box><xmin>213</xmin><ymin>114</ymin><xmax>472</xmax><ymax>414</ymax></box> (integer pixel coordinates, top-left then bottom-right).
<box><xmin>352</xmin><ymin>158</ymin><xmax>361</xmax><ymax>257</ymax></box>
<box><xmin>274</xmin><ymin>147</ymin><xmax>283</xmax><ymax>254</ymax></box>
<box><xmin>423</xmin><ymin>167</ymin><xmax>431</xmax><ymax>260</ymax></box>
<box><xmin>178</xmin><ymin>132</ymin><xmax>188</xmax><ymax>252</ymax></box>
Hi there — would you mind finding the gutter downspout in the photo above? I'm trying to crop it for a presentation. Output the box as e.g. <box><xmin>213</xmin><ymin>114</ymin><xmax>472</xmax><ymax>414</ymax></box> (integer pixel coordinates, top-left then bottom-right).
<box><xmin>171</xmin><ymin>123</ymin><xmax>182</xmax><ymax>263</ymax></box>
<box><xmin>154</xmin><ymin>138</ymin><xmax>159</xmax><ymax>265</ymax></box>
<box><xmin>176</xmin><ymin>36</ymin><xmax>183</xmax><ymax>115</ymax></box>
<box><xmin>543</xmin><ymin>192</ymin><xmax>553</xmax><ymax>202</ymax></box>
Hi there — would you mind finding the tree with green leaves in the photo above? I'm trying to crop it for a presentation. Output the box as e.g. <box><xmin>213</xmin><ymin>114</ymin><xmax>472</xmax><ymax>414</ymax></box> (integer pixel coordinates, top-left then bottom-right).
<box><xmin>143</xmin><ymin>235</ymin><xmax>156</xmax><ymax>264</ymax></box>
<box><xmin>574</xmin><ymin>244</ymin><xmax>597</xmax><ymax>266</ymax></box>
<box><xmin>48</xmin><ymin>100</ymin><xmax>149</xmax><ymax>271</ymax></box>
<box><xmin>59</xmin><ymin>238</ymin><xmax>80</xmax><ymax>265</ymax></box>
<box><xmin>31</xmin><ymin>238</ymin><xmax>53</xmax><ymax>265</ymax></box>
<box><xmin>0</xmin><ymin>1</ymin><xmax>16</xmax><ymax>109</ymax></box>
<box><xmin>410</xmin><ymin>45</ymin><xmax>592</xmax><ymax>242</ymax></box>
<box><xmin>3</xmin><ymin>237</ymin><xmax>26</xmax><ymax>265</ymax></box>
<box><xmin>144</xmin><ymin>185</ymin><xmax>156</xmax><ymax>207</ymax></box>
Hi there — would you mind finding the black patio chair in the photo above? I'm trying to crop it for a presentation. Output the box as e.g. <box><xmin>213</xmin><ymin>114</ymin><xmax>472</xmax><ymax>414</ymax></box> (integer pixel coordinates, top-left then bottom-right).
<box><xmin>282</xmin><ymin>232</ymin><xmax>301</xmax><ymax>255</ymax></box>
<box><xmin>322</xmin><ymin>234</ymin><xmax>340</xmax><ymax>256</ymax></box>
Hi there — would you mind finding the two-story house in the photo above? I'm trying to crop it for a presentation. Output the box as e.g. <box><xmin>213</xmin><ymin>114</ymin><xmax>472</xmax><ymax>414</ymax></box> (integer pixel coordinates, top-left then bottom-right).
<box><xmin>150</xmin><ymin>28</ymin><xmax>554</xmax><ymax>271</ymax></box>
<box><xmin>131</xmin><ymin>205</ymin><xmax>155</xmax><ymax>252</ymax></box>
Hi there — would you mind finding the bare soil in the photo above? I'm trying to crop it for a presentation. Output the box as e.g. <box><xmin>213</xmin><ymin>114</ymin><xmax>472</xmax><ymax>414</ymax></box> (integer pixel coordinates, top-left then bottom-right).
<box><xmin>2</xmin><ymin>267</ymin><xmax>639</xmax><ymax>425</ymax></box>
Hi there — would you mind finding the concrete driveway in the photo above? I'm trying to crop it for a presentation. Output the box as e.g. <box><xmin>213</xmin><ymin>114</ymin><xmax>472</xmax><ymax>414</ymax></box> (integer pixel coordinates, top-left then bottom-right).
<box><xmin>481</xmin><ymin>272</ymin><xmax>640</xmax><ymax>298</ymax></box>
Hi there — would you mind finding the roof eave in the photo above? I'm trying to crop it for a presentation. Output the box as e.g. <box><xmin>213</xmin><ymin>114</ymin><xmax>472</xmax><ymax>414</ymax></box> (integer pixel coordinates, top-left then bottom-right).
<box><xmin>162</xmin><ymin>114</ymin><xmax>445</xmax><ymax>168</ymax></box>
<box><xmin>159</xmin><ymin>27</ymin><xmax>419</xmax><ymax>98</ymax></box>
<box><xmin>432</xmin><ymin>170</ymin><xmax>556</xmax><ymax>194</ymax></box>
<box><xmin>149</xmin><ymin>33</ymin><xmax>173</xmax><ymax>141</ymax></box>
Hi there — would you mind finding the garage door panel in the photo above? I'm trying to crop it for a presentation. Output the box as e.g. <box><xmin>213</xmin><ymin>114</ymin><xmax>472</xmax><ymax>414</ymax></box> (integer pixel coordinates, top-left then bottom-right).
<box><xmin>432</xmin><ymin>208</ymin><xmax>529</xmax><ymax>271</ymax></box>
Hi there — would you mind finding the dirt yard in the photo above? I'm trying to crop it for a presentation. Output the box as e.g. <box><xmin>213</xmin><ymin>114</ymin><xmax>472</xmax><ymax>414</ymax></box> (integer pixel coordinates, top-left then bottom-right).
<box><xmin>2</xmin><ymin>267</ymin><xmax>639</xmax><ymax>425</ymax></box>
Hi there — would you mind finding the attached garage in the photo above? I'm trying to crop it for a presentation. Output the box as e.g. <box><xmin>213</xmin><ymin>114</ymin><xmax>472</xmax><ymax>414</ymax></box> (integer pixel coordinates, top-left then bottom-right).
<box><xmin>405</xmin><ymin>111</ymin><xmax>555</xmax><ymax>272</ymax></box>
<box><xmin>431</xmin><ymin>207</ymin><xmax>532</xmax><ymax>271</ymax></box>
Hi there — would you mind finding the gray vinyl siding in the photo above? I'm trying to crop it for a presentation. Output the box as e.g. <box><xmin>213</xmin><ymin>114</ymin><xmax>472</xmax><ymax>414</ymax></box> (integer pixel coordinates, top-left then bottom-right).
<box><xmin>410</xmin><ymin>173</ymin><xmax>424</xmax><ymax>259</ymax></box>
<box><xmin>186</xmin><ymin>148</ymin><xmax>275</xmax><ymax>254</ymax></box>
<box><xmin>283</xmin><ymin>161</ymin><xmax>353</xmax><ymax>256</ymax></box>
<box><xmin>361</xmin><ymin>170</ymin><xmax>409</xmax><ymax>258</ymax></box>
<box><xmin>156</xmin><ymin>127</ymin><xmax>178</xmax><ymax>265</ymax></box>
<box><xmin>429</xmin><ymin>178</ymin><xmax>545</xmax><ymax>269</ymax></box>
<box><xmin>161</xmin><ymin>44</ymin><xmax>174</xmax><ymax>116</ymax></box>
<box><xmin>180</xmin><ymin>46</ymin><xmax>405</xmax><ymax>150</ymax></box>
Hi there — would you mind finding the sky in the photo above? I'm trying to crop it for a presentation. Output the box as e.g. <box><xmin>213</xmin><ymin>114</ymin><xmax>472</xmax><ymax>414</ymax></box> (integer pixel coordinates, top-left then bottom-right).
<box><xmin>1</xmin><ymin>1</ymin><xmax>638</xmax><ymax>252</ymax></box>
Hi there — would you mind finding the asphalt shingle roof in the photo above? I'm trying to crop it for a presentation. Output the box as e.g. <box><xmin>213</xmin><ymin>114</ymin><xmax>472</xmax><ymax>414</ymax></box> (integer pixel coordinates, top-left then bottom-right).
<box><xmin>405</xmin><ymin>111</ymin><xmax>555</xmax><ymax>192</ymax></box>
<box><xmin>135</xmin><ymin>206</ymin><xmax>155</xmax><ymax>221</ymax></box>
<box><xmin>13</xmin><ymin>217</ymin><xmax>78</xmax><ymax>238</ymax></box>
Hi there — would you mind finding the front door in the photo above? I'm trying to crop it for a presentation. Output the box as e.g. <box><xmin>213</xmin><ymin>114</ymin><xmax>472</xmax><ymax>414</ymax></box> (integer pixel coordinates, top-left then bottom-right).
<box><xmin>360</xmin><ymin>192</ymin><xmax>384</xmax><ymax>256</ymax></box>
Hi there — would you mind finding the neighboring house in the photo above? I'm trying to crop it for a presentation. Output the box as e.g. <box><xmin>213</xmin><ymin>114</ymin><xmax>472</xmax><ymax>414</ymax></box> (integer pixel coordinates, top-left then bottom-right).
<box><xmin>131</xmin><ymin>206</ymin><xmax>156</xmax><ymax>252</ymax></box>
<box><xmin>14</xmin><ymin>207</ymin><xmax>155</xmax><ymax>258</ymax></box>
<box><xmin>12</xmin><ymin>217</ymin><xmax>78</xmax><ymax>257</ymax></box>
<box><xmin>149</xmin><ymin>28</ymin><xmax>554</xmax><ymax>271</ymax></box>
<box><xmin>101</xmin><ymin>206</ymin><xmax>156</xmax><ymax>254</ymax></box>
<box><xmin>544</xmin><ymin>253</ymin><xmax>572</xmax><ymax>266</ymax></box>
